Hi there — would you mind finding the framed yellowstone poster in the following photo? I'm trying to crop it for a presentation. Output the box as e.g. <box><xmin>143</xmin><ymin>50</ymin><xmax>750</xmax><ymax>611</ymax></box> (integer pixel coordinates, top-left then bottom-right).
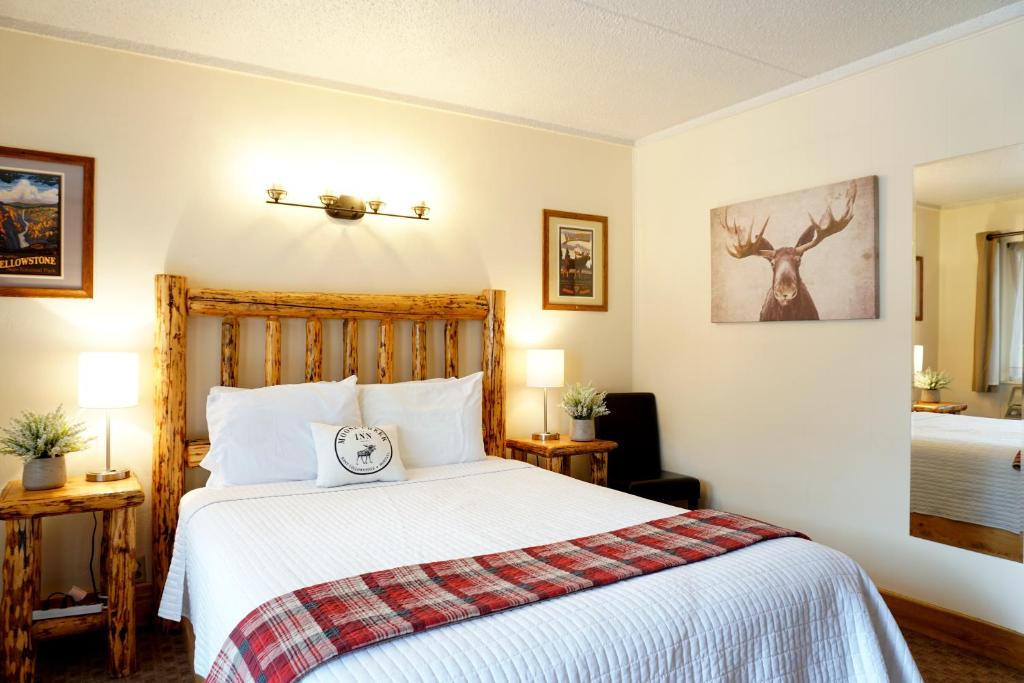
<box><xmin>543</xmin><ymin>209</ymin><xmax>608</xmax><ymax>312</ymax></box>
<box><xmin>0</xmin><ymin>146</ymin><xmax>94</xmax><ymax>298</ymax></box>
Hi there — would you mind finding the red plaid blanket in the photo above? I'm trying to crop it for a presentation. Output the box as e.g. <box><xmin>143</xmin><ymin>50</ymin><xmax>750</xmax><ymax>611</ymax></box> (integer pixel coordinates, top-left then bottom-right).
<box><xmin>207</xmin><ymin>510</ymin><xmax>806</xmax><ymax>683</ymax></box>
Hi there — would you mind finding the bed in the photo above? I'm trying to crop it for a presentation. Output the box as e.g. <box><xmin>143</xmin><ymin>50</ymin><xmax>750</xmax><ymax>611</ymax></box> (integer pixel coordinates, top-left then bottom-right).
<box><xmin>151</xmin><ymin>274</ymin><xmax>919</xmax><ymax>682</ymax></box>
<box><xmin>910</xmin><ymin>411</ymin><xmax>1023</xmax><ymax>561</ymax></box>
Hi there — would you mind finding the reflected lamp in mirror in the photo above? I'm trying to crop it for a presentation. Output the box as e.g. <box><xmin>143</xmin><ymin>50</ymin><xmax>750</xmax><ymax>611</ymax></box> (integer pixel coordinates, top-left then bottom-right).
<box><xmin>526</xmin><ymin>349</ymin><xmax>564</xmax><ymax>442</ymax></box>
<box><xmin>79</xmin><ymin>352</ymin><xmax>139</xmax><ymax>482</ymax></box>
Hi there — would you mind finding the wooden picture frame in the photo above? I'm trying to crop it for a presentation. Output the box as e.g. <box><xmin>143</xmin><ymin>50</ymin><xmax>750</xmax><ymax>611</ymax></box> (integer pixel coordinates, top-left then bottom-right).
<box><xmin>915</xmin><ymin>256</ymin><xmax>924</xmax><ymax>321</ymax></box>
<box><xmin>0</xmin><ymin>146</ymin><xmax>94</xmax><ymax>298</ymax></box>
<box><xmin>542</xmin><ymin>209</ymin><xmax>608</xmax><ymax>312</ymax></box>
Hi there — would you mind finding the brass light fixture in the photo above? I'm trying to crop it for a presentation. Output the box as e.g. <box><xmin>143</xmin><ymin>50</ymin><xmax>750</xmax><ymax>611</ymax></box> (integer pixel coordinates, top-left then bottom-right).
<box><xmin>265</xmin><ymin>187</ymin><xmax>429</xmax><ymax>221</ymax></box>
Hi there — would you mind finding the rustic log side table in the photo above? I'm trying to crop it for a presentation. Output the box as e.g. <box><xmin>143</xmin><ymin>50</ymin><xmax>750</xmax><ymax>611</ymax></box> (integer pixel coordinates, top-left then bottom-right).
<box><xmin>0</xmin><ymin>473</ymin><xmax>144</xmax><ymax>681</ymax></box>
<box><xmin>506</xmin><ymin>436</ymin><xmax>618</xmax><ymax>486</ymax></box>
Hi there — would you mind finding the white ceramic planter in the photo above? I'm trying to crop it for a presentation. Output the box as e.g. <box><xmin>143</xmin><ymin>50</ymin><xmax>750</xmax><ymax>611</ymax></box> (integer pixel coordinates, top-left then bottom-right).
<box><xmin>571</xmin><ymin>419</ymin><xmax>595</xmax><ymax>442</ymax></box>
<box><xmin>22</xmin><ymin>456</ymin><xmax>67</xmax><ymax>491</ymax></box>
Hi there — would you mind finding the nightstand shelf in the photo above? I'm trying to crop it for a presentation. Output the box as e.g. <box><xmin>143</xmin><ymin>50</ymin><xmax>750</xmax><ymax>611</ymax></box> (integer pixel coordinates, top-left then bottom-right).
<box><xmin>506</xmin><ymin>436</ymin><xmax>618</xmax><ymax>486</ymax></box>
<box><xmin>0</xmin><ymin>473</ymin><xmax>144</xmax><ymax>681</ymax></box>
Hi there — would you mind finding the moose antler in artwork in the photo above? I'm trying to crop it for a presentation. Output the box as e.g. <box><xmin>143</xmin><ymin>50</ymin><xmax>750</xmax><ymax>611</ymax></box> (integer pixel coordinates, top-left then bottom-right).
<box><xmin>720</xmin><ymin>181</ymin><xmax>858</xmax><ymax>321</ymax></box>
<box><xmin>720</xmin><ymin>211</ymin><xmax>773</xmax><ymax>259</ymax></box>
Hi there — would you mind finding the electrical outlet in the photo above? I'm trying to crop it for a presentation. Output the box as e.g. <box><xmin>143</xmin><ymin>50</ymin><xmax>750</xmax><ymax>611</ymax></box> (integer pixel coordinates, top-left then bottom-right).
<box><xmin>134</xmin><ymin>555</ymin><xmax>147</xmax><ymax>584</ymax></box>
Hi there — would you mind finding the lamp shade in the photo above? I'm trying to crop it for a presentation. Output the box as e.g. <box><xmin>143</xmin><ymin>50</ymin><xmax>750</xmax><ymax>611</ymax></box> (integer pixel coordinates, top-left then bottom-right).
<box><xmin>526</xmin><ymin>349</ymin><xmax>564</xmax><ymax>388</ymax></box>
<box><xmin>913</xmin><ymin>345</ymin><xmax>924</xmax><ymax>373</ymax></box>
<box><xmin>79</xmin><ymin>352</ymin><xmax>139</xmax><ymax>409</ymax></box>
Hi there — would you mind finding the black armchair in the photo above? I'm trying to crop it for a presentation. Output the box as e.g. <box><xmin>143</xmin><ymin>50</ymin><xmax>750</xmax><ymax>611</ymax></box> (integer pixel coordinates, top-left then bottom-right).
<box><xmin>595</xmin><ymin>393</ymin><xmax>701</xmax><ymax>509</ymax></box>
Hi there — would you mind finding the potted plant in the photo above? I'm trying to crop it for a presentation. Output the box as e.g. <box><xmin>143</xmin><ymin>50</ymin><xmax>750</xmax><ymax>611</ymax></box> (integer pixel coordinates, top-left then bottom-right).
<box><xmin>914</xmin><ymin>368</ymin><xmax>951</xmax><ymax>403</ymax></box>
<box><xmin>559</xmin><ymin>382</ymin><xmax>610</xmax><ymax>442</ymax></box>
<box><xmin>0</xmin><ymin>406</ymin><xmax>91</xmax><ymax>491</ymax></box>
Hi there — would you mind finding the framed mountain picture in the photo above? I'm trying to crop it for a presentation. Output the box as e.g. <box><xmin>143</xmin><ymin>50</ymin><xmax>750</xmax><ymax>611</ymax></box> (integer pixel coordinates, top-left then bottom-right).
<box><xmin>0</xmin><ymin>146</ymin><xmax>94</xmax><ymax>298</ymax></box>
<box><xmin>543</xmin><ymin>209</ymin><xmax>608</xmax><ymax>312</ymax></box>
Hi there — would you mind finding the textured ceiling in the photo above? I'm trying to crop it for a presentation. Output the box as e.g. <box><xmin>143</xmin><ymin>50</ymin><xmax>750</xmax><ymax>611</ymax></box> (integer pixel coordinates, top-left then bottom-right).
<box><xmin>916</xmin><ymin>144</ymin><xmax>1024</xmax><ymax>208</ymax></box>
<box><xmin>1</xmin><ymin>0</ymin><xmax>1018</xmax><ymax>142</ymax></box>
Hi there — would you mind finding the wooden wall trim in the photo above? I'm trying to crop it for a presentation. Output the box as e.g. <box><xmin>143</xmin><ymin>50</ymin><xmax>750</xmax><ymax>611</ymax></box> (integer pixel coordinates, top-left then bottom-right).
<box><xmin>880</xmin><ymin>589</ymin><xmax>1024</xmax><ymax>671</ymax></box>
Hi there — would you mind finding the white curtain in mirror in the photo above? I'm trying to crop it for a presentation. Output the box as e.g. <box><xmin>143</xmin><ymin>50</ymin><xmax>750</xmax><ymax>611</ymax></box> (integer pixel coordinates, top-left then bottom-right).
<box><xmin>1003</xmin><ymin>241</ymin><xmax>1023</xmax><ymax>384</ymax></box>
<box><xmin>987</xmin><ymin>238</ymin><xmax>1023</xmax><ymax>385</ymax></box>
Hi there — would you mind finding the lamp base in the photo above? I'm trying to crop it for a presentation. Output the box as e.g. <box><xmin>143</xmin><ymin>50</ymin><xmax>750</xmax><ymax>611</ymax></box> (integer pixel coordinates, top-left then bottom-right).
<box><xmin>531</xmin><ymin>432</ymin><xmax>560</xmax><ymax>442</ymax></box>
<box><xmin>86</xmin><ymin>468</ymin><xmax>130</xmax><ymax>482</ymax></box>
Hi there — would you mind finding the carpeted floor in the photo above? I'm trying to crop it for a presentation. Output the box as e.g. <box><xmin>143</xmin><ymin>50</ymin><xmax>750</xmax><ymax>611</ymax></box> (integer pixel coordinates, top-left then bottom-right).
<box><xmin>35</xmin><ymin>626</ymin><xmax>1024</xmax><ymax>682</ymax></box>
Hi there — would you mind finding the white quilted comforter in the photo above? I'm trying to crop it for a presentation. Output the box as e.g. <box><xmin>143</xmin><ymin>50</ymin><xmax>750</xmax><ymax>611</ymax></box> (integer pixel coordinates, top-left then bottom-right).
<box><xmin>160</xmin><ymin>458</ymin><xmax>919</xmax><ymax>682</ymax></box>
<box><xmin>911</xmin><ymin>412</ymin><xmax>1023</xmax><ymax>533</ymax></box>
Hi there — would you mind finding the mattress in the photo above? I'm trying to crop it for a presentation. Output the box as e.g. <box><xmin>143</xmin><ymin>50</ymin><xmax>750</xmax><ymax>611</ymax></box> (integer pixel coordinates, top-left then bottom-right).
<box><xmin>160</xmin><ymin>458</ymin><xmax>919</xmax><ymax>682</ymax></box>
<box><xmin>911</xmin><ymin>412</ymin><xmax>1023</xmax><ymax>533</ymax></box>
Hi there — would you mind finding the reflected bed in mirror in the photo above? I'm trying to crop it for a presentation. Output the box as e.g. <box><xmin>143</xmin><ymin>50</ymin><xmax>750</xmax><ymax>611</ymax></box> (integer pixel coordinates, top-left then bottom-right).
<box><xmin>911</xmin><ymin>143</ymin><xmax>1023</xmax><ymax>562</ymax></box>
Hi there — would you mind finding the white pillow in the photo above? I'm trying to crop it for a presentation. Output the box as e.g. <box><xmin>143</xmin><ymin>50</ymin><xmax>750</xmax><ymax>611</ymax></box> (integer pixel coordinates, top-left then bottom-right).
<box><xmin>358</xmin><ymin>372</ymin><xmax>488</xmax><ymax>468</ymax></box>
<box><xmin>311</xmin><ymin>423</ymin><xmax>407</xmax><ymax>487</ymax></box>
<box><xmin>202</xmin><ymin>376</ymin><xmax>362</xmax><ymax>486</ymax></box>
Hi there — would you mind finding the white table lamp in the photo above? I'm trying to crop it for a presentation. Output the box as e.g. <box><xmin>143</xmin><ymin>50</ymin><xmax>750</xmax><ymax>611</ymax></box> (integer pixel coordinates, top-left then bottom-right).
<box><xmin>913</xmin><ymin>345</ymin><xmax>924</xmax><ymax>373</ymax></box>
<box><xmin>79</xmin><ymin>352</ymin><xmax>139</xmax><ymax>482</ymax></box>
<box><xmin>527</xmin><ymin>349</ymin><xmax>564</xmax><ymax>442</ymax></box>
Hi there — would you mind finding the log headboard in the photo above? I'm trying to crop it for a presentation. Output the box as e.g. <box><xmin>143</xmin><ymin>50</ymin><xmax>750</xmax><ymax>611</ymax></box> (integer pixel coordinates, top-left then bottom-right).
<box><xmin>151</xmin><ymin>274</ymin><xmax>506</xmax><ymax>605</ymax></box>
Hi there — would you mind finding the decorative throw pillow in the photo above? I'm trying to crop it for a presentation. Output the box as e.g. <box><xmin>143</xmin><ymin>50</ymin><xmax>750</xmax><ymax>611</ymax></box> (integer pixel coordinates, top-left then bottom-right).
<box><xmin>311</xmin><ymin>423</ymin><xmax>407</xmax><ymax>488</ymax></box>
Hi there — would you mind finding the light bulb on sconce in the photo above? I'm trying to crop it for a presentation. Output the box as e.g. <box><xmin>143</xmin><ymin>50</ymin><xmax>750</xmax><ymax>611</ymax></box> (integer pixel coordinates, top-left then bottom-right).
<box><xmin>266</xmin><ymin>185</ymin><xmax>287</xmax><ymax>203</ymax></box>
<box><xmin>264</xmin><ymin>187</ymin><xmax>430</xmax><ymax>221</ymax></box>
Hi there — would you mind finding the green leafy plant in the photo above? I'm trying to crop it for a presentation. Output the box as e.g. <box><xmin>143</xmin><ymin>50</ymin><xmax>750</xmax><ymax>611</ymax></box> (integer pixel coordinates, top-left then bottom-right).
<box><xmin>914</xmin><ymin>368</ymin><xmax>952</xmax><ymax>391</ymax></box>
<box><xmin>0</xmin><ymin>406</ymin><xmax>91</xmax><ymax>463</ymax></box>
<box><xmin>559</xmin><ymin>382</ymin><xmax>610</xmax><ymax>420</ymax></box>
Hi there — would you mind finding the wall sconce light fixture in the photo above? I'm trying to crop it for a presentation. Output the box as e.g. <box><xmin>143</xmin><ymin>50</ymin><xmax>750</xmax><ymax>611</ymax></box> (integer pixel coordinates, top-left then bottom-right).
<box><xmin>265</xmin><ymin>185</ymin><xmax>429</xmax><ymax>221</ymax></box>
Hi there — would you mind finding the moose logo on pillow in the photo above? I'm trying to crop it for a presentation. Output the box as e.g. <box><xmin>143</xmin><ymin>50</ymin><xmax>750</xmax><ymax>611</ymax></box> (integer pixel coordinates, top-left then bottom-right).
<box><xmin>334</xmin><ymin>426</ymin><xmax>394</xmax><ymax>475</ymax></box>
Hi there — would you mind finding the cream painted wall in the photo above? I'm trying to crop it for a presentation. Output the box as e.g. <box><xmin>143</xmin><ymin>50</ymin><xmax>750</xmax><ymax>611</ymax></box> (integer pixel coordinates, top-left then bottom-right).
<box><xmin>0</xmin><ymin>30</ymin><xmax>633</xmax><ymax>594</ymax></box>
<box><xmin>913</xmin><ymin>206</ymin><xmax>940</xmax><ymax>374</ymax></box>
<box><xmin>634</xmin><ymin>18</ymin><xmax>1024</xmax><ymax>632</ymax></box>
<box><xmin>935</xmin><ymin>197</ymin><xmax>1024</xmax><ymax>417</ymax></box>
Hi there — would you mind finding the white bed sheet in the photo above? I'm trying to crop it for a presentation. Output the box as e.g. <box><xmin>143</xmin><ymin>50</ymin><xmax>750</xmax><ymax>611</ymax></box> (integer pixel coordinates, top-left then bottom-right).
<box><xmin>911</xmin><ymin>412</ymin><xmax>1023</xmax><ymax>532</ymax></box>
<box><xmin>160</xmin><ymin>458</ymin><xmax>919</xmax><ymax>682</ymax></box>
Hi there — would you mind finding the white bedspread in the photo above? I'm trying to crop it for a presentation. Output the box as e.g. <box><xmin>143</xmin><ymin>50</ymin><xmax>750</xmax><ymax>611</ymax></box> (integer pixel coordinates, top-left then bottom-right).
<box><xmin>911</xmin><ymin>412</ymin><xmax>1023</xmax><ymax>533</ymax></box>
<box><xmin>160</xmin><ymin>458</ymin><xmax>919</xmax><ymax>682</ymax></box>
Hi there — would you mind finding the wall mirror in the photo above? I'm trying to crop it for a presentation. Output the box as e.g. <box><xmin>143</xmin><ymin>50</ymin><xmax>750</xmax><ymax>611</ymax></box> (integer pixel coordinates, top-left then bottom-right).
<box><xmin>911</xmin><ymin>143</ymin><xmax>1023</xmax><ymax>562</ymax></box>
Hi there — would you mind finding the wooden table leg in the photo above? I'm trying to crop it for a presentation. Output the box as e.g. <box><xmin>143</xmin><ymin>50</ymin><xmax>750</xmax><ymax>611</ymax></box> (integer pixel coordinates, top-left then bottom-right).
<box><xmin>2</xmin><ymin>517</ymin><xmax>41</xmax><ymax>683</ymax></box>
<box><xmin>556</xmin><ymin>455</ymin><xmax>571</xmax><ymax>476</ymax></box>
<box><xmin>590</xmin><ymin>452</ymin><xmax>608</xmax><ymax>486</ymax></box>
<box><xmin>105</xmin><ymin>507</ymin><xmax>137</xmax><ymax>677</ymax></box>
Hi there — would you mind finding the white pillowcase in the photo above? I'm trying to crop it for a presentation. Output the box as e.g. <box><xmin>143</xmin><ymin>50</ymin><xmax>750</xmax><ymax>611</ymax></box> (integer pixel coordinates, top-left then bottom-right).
<box><xmin>202</xmin><ymin>376</ymin><xmax>361</xmax><ymax>486</ymax></box>
<box><xmin>311</xmin><ymin>423</ymin><xmax>407</xmax><ymax>487</ymax></box>
<box><xmin>358</xmin><ymin>372</ymin><xmax>488</xmax><ymax>468</ymax></box>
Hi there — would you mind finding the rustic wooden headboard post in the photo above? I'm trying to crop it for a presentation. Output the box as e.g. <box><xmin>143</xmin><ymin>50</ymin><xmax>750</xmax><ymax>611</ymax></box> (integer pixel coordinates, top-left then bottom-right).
<box><xmin>151</xmin><ymin>275</ymin><xmax>507</xmax><ymax>617</ymax></box>
<box><xmin>482</xmin><ymin>289</ymin><xmax>506</xmax><ymax>456</ymax></box>
<box><xmin>152</xmin><ymin>274</ymin><xmax>188</xmax><ymax>605</ymax></box>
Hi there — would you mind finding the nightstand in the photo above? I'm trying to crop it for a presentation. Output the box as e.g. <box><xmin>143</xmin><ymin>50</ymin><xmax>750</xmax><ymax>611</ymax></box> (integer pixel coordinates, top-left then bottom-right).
<box><xmin>0</xmin><ymin>473</ymin><xmax>144</xmax><ymax>681</ymax></box>
<box><xmin>506</xmin><ymin>436</ymin><xmax>618</xmax><ymax>486</ymax></box>
<box><xmin>912</xmin><ymin>401</ymin><xmax>968</xmax><ymax>414</ymax></box>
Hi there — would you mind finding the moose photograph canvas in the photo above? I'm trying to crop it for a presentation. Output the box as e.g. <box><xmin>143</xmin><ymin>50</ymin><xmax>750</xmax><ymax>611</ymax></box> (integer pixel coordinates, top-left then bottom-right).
<box><xmin>710</xmin><ymin>176</ymin><xmax>879</xmax><ymax>323</ymax></box>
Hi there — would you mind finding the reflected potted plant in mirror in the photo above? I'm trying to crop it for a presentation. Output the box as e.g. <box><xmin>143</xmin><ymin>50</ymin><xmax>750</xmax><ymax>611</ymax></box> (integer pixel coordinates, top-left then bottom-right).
<box><xmin>0</xmin><ymin>406</ymin><xmax>92</xmax><ymax>490</ymax></box>
<box><xmin>559</xmin><ymin>382</ymin><xmax>610</xmax><ymax>442</ymax></box>
<box><xmin>914</xmin><ymin>368</ymin><xmax>951</xmax><ymax>403</ymax></box>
